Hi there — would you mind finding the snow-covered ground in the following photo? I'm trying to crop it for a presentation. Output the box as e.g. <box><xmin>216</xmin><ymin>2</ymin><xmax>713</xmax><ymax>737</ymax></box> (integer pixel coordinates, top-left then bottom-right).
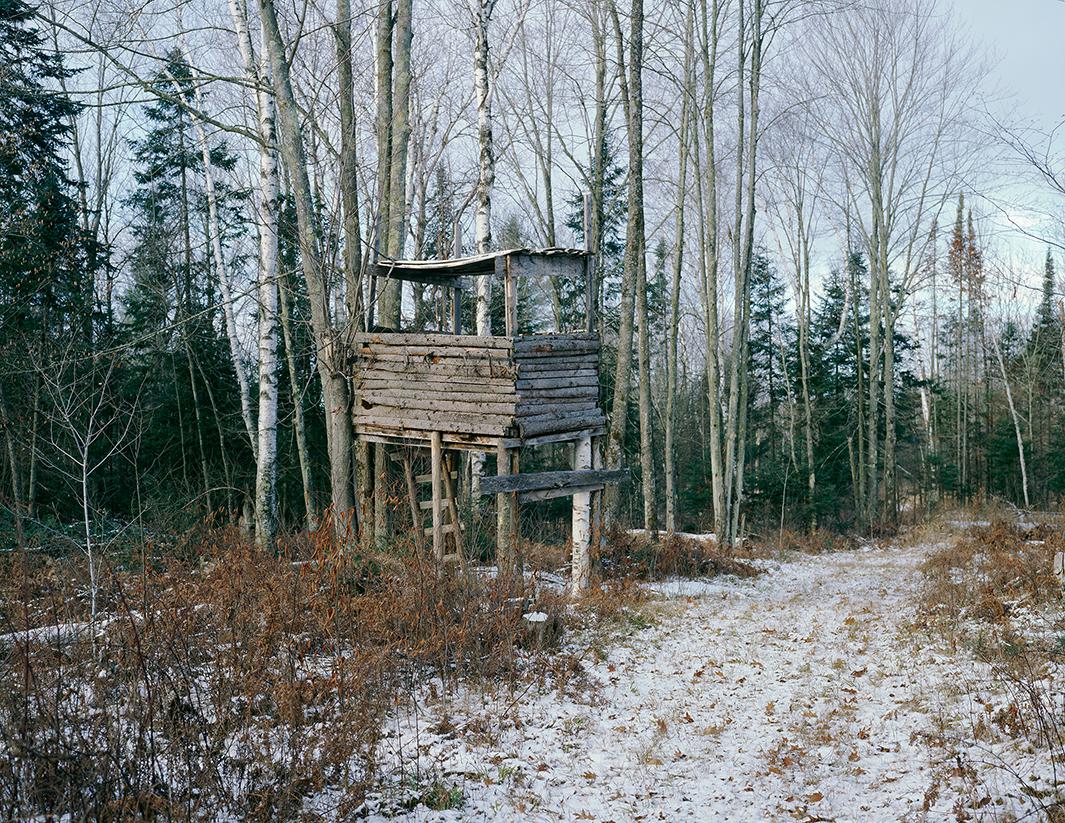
<box><xmin>363</xmin><ymin>540</ymin><xmax>1058</xmax><ymax>822</ymax></box>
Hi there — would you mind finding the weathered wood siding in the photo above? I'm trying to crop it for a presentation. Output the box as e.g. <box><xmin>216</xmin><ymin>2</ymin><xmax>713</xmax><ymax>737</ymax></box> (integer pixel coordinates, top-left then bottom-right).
<box><xmin>513</xmin><ymin>333</ymin><xmax>605</xmax><ymax>437</ymax></box>
<box><xmin>352</xmin><ymin>331</ymin><xmax>605</xmax><ymax>442</ymax></box>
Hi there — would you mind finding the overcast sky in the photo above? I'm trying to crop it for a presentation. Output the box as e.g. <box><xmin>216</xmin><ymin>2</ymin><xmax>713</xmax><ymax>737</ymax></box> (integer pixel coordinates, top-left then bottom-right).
<box><xmin>952</xmin><ymin>0</ymin><xmax>1065</xmax><ymax>266</ymax></box>
<box><xmin>958</xmin><ymin>0</ymin><xmax>1064</xmax><ymax>129</ymax></box>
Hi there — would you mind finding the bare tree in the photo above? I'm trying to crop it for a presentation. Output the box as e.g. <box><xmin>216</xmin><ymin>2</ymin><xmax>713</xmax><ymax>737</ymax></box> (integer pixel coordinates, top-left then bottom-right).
<box><xmin>258</xmin><ymin>0</ymin><xmax>355</xmax><ymax>534</ymax></box>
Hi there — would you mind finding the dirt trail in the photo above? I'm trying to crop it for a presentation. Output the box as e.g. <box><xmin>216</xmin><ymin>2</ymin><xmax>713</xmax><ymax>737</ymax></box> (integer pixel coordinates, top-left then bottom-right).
<box><xmin>373</xmin><ymin>542</ymin><xmax>1017</xmax><ymax>822</ymax></box>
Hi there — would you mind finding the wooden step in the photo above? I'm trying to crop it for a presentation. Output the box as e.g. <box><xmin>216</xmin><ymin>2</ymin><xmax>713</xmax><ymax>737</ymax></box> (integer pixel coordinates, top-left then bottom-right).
<box><xmin>423</xmin><ymin>522</ymin><xmax>465</xmax><ymax>536</ymax></box>
<box><xmin>478</xmin><ymin>468</ymin><xmax>629</xmax><ymax>496</ymax></box>
<box><xmin>419</xmin><ymin>498</ymin><xmax>457</xmax><ymax>510</ymax></box>
<box><xmin>415</xmin><ymin>471</ymin><xmax>457</xmax><ymax>484</ymax></box>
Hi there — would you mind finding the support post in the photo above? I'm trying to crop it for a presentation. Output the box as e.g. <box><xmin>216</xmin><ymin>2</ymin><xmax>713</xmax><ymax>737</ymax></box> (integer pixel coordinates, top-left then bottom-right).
<box><xmin>442</xmin><ymin>450</ymin><xmax>463</xmax><ymax>561</ymax></box>
<box><xmin>431</xmin><ymin>431</ymin><xmax>443</xmax><ymax>561</ymax></box>
<box><xmin>571</xmin><ymin>433</ymin><xmax>592</xmax><ymax>593</ymax></box>
<box><xmin>495</xmin><ymin>438</ymin><xmax>521</xmax><ymax>575</ymax></box>
<box><xmin>450</xmin><ymin>288</ymin><xmax>461</xmax><ymax>333</ymax></box>
<box><xmin>450</xmin><ymin>223</ymin><xmax>462</xmax><ymax>333</ymax></box>
<box><xmin>402</xmin><ymin>449</ymin><xmax>423</xmax><ymax>552</ymax></box>
<box><xmin>583</xmin><ymin>191</ymin><xmax>595</xmax><ymax>333</ymax></box>
<box><xmin>502</xmin><ymin>256</ymin><xmax>517</xmax><ymax>336</ymax></box>
<box><xmin>592</xmin><ymin>435</ymin><xmax>605</xmax><ymax>555</ymax></box>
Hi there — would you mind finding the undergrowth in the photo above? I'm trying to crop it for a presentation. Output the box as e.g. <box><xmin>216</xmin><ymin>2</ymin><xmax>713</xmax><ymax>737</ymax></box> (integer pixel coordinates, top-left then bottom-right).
<box><xmin>0</xmin><ymin>525</ymin><xmax>570</xmax><ymax>820</ymax></box>
<box><xmin>599</xmin><ymin>529</ymin><xmax>763</xmax><ymax>580</ymax></box>
<box><xmin>915</xmin><ymin>520</ymin><xmax>1065</xmax><ymax>816</ymax></box>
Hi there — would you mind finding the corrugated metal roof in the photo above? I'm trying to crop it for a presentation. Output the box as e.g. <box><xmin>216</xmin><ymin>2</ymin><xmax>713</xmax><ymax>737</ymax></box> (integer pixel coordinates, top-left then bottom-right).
<box><xmin>374</xmin><ymin>247</ymin><xmax>587</xmax><ymax>281</ymax></box>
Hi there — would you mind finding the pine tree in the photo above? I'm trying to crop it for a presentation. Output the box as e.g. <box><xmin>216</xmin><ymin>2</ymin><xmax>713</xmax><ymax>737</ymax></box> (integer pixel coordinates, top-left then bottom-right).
<box><xmin>0</xmin><ymin>0</ymin><xmax>102</xmax><ymax>530</ymax></box>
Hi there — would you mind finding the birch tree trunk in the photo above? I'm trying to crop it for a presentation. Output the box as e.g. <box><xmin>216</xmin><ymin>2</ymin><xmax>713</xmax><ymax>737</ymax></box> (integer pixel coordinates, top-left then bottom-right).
<box><xmin>225</xmin><ymin>0</ymin><xmax>282</xmax><ymax>544</ymax></box>
<box><xmin>664</xmin><ymin>12</ymin><xmax>692</xmax><ymax>535</ymax></box>
<box><xmin>177</xmin><ymin>47</ymin><xmax>258</xmax><ymax>463</ymax></box>
<box><xmin>471</xmin><ymin>0</ymin><xmax>497</xmax><ymax>505</ymax></box>
<box><xmin>252</xmin><ymin>76</ymin><xmax>280</xmax><ymax>548</ymax></box>
<box><xmin>258</xmin><ymin>0</ymin><xmax>355</xmax><ymax>534</ymax></box>
<box><xmin>990</xmin><ymin>319</ymin><xmax>1030</xmax><ymax>508</ymax></box>
<box><xmin>604</xmin><ymin>0</ymin><xmax>643</xmax><ymax>524</ymax></box>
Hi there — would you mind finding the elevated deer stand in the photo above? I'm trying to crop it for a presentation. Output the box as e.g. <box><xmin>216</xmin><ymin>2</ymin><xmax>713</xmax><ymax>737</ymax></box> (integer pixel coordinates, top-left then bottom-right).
<box><xmin>351</xmin><ymin>245</ymin><xmax>624</xmax><ymax>592</ymax></box>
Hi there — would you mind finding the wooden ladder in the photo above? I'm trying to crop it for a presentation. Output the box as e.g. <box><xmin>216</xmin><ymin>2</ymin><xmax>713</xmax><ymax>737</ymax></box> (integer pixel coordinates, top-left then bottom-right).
<box><xmin>391</xmin><ymin>443</ymin><xmax>465</xmax><ymax>563</ymax></box>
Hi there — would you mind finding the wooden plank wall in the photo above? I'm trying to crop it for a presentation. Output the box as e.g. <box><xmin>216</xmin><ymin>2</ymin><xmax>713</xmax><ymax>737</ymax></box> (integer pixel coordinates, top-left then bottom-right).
<box><xmin>352</xmin><ymin>331</ymin><xmax>606</xmax><ymax>442</ymax></box>
<box><xmin>353</xmin><ymin>333</ymin><xmax>517</xmax><ymax>438</ymax></box>
<box><xmin>514</xmin><ymin>333</ymin><xmax>606</xmax><ymax>438</ymax></box>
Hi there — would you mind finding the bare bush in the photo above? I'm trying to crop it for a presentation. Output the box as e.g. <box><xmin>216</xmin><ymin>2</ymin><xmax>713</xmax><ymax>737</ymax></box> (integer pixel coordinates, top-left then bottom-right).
<box><xmin>0</xmin><ymin>527</ymin><xmax>566</xmax><ymax>820</ymax></box>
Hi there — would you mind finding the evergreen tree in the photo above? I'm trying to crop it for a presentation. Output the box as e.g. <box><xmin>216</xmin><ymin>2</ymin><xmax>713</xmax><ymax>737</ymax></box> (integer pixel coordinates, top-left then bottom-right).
<box><xmin>744</xmin><ymin>250</ymin><xmax>794</xmax><ymax>521</ymax></box>
<box><xmin>0</xmin><ymin>0</ymin><xmax>103</xmax><ymax>526</ymax></box>
<box><xmin>808</xmin><ymin>254</ymin><xmax>869</xmax><ymax>526</ymax></box>
<box><xmin>564</xmin><ymin>133</ymin><xmax>626</xmax><ymax>331</ymax></box>
<box><xmin>119</xmin><ymin>51</ymin><xmax>249</xmax><ymax>516</ymax></box>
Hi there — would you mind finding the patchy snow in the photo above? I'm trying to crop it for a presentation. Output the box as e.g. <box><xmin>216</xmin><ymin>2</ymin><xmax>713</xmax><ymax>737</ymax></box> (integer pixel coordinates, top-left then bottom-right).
<box><xmin>364</xmin><ymin>542</ymin><xmax>1059</xmax><ymax>822</ymax></box>
<box><xmin>627</xmin><ymin>528</ymin><xmax>718</xmax><ymax>544</ymax></box>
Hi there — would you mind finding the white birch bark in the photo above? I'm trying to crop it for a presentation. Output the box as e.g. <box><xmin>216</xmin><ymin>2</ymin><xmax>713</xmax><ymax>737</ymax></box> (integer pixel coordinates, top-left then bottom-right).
<box><xmin>471</xmin><ymin>0</ymin><xmax>498</xmax><ymax>501</ymax></box>
<box><xmin>175</xmin><ymin>43</ymin><xmax>258</xmax><ymax>463</ymax></box>
<box><xmin>258</xmin><ymin>0</ymin><xmax>356</xmax><ymax>532</ymax></box>
<box><xmin>224</xmin><ymin>0</ymin><xmax>282</xmax><ymax>544</ymax></box>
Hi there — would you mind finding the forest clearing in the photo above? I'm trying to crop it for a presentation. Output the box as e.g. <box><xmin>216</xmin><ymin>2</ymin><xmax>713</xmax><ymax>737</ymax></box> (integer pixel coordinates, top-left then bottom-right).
<box><xmin>362</xmin><ymin>517</ymin><xmax>1062</xmax><ymax>822</ymax></box>
<box><xmin>2</xmin><ymin>513</ymin><xmax>1062</xmax><ymax>819</ymax></box>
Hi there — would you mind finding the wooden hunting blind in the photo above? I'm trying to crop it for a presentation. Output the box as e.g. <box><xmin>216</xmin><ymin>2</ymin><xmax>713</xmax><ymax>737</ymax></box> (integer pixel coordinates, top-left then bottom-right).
<box><xmin>351</xmin><ymin>246</ymin><xmax>625</xmax><ymax>590</ymax></box>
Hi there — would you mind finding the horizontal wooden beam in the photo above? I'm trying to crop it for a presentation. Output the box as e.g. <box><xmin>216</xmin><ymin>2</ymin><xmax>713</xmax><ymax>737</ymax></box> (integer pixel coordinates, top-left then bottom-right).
<box><xmin>477</xmin><ymin>468</ymin><xmax>628</xmax><ymax>497</ymax></box>
<box><xmin>353</xmin><ymin>331</ymin><xmax>513</xmax><ymax>349</ymax></box>
<box><xmin>520</xmin><ymin>483</ymin><xmax>604</xmax><ymax>503</ymax></box>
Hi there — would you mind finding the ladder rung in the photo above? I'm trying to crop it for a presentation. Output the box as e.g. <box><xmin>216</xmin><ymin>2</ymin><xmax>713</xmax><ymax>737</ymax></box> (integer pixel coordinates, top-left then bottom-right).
<box><xmin>419</xmin><ymin>498</ymin><xmax>456</xmax><ymax>510</ymax></box>
<box><xmin>415</xmin><ymin>472</ymin><xmax>458</xmax><ymax>484</ymax></box>
<box><xmin>424</xmin><ymin>522</ymin><xmax>465</xmax><ymax>536</ymax></box>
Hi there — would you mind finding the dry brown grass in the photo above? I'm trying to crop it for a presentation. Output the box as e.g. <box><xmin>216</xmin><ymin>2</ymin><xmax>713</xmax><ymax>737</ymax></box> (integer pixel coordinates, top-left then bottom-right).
<box><xmin>599</xmin><ymin>529</ymin><xmax>763</xmax><ymax>581</ymax></box>
<box><xmin>918</xmin><ymin>521</ymin><xmax>1063</xmax><ymax>625</ymax></box>
<box><xmin>0</xmin><ymin>526</ymin><xmax>571</xmax><ymax>820</ymax></box>
<box><xmin>744</xmin><ymin>528</ymin><xmax>860</xmax><ymax>558</ymax></box>
<box><xmin>915</xmin><ymin>520</ymin><xmax>1065</xmax><ymax>814</ymax></box>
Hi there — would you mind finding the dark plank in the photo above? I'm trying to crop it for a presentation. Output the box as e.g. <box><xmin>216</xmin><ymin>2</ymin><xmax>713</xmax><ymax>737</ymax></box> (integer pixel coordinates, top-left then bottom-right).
<box><xmin>477</xmin><ymin>468</ymin><xmax>629</xmax><ymax>496</ymax></box>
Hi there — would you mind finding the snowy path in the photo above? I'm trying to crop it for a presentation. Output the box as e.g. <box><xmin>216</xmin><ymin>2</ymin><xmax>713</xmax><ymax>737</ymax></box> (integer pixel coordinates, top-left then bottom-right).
<box><xmin>370</xmin><ymin>541</ymin><xmax>1022</xmax><ymax>822</ymax></box>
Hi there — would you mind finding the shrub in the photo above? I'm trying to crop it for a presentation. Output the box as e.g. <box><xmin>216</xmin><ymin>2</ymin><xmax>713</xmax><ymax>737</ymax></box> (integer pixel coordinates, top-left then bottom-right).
<box><xmin>0</xmin><ymin>526</ymin><xmax>565</xmax><ymax>820</ymax></box>
<box><xmin>599</xmin><ymin>529</ymin><xmax>762</xmax><ymax>581</ymax></box>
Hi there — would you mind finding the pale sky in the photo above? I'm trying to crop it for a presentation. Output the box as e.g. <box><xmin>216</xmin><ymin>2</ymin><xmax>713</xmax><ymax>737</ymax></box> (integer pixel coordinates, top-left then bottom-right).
<box><xmin>947</xmin><ymin>0</ymin><xmax>1065</xmax><ymax>269</ymax></box>
<box><xmin>954</xmin><ymin>0</ymin><xmax>1064</xmax><ymax>131</ymax></box>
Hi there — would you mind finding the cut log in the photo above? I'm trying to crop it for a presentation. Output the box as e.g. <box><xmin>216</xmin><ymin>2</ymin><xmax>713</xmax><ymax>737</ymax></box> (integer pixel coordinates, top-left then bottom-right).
<box><xmin>360</xmin><ymin>394</ymin><xmax>519</xmax><ymax>416</ymax></box>
<box><xmin>521</xmin><ymin>483</ymin><xmax>604</xmax><ymax>503</ymax></box>
<box><xmin>355</xmin><ymin>414</ymin><xmax>513</xmax><ymax>436</ymax></box>
<box><xmin>519</xmin><ymin>413</ymin><xmax>606</xmax><ymax>438</ymax></box>
<box><xmin>516</xmin><ymin>375</ymin><xmax>599</xmax><ymax>391</ymax></box>
<box><xmin>357</xmin><ymin>360</ymin><xmax>516</xmax><ymax>379</ymax></box>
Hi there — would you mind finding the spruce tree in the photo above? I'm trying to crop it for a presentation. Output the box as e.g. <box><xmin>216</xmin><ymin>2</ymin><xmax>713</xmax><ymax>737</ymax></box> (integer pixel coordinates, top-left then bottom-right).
<box><xmin>0</xmin><ymin>0</ymin><xmax>102</xmax><ymax>526</ymax></box>
<box><xmin>121</xmin><ymin>51</ymin><xmax>248</xmax><ymax>515</ymax></box>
